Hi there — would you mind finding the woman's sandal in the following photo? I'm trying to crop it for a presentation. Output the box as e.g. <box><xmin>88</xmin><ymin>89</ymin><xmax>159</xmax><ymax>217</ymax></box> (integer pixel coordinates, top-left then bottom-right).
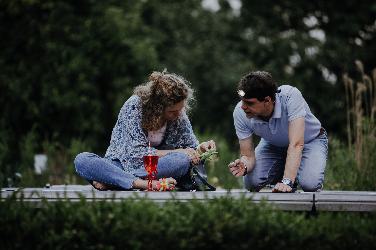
<box><xmin>92</xmin><ymin>181</ymin><xmax>109</xmax><ymax>191</ymax></box>
<box><xmin>154</xmin><ymin>178</ymin><xmax>176</xmax><ymax>191</ymax></box>
<box><xmin>92</xmin><ymin>181</ymin><xmax>123</xmax><ymax>191</ymax></box>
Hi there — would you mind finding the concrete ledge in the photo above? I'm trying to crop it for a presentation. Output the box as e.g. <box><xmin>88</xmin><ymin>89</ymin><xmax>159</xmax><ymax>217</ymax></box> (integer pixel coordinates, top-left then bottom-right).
<box><xmin>314</xmin><ymin>191</ymin><xmax>376</xmax><ymax>212</ymax></box>
<box><xmin>2</xmin><ymin>185</ymin><xmax>376</xmax><ymax>212</ymax></box>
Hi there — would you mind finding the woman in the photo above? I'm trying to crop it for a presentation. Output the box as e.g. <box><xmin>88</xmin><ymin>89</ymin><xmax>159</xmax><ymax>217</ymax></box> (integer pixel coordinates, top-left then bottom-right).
<box><xmin>74</xmin><ymin>70</ymin><xmax>216</xmax><ymax>191</ymax></box>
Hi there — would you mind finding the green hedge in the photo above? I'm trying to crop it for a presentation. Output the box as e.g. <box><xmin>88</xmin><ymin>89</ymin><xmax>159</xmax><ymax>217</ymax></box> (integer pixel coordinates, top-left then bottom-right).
<box><xmin>1</xmin><ymin>196</ymin><xmax>375</xmax><ymax>249</ymax></box>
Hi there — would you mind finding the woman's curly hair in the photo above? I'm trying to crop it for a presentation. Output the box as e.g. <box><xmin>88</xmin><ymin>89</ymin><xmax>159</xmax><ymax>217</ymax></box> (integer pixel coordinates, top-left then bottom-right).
<box><xmin>133</xmin><ymin>70</ymin><xmax>194</xmax><ymax>131</ymax></box>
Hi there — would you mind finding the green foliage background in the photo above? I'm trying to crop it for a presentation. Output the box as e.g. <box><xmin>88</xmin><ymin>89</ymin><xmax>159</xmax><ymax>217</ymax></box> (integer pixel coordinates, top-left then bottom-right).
<box><xmin>0</xmin><ymin>0</ymin><xmax>375</xmax><ymax>188</ymax></box>
<box><xmin>1</xmin><ymin>197</ymin><xmax>376</xmax><ymax>249</ymax></box>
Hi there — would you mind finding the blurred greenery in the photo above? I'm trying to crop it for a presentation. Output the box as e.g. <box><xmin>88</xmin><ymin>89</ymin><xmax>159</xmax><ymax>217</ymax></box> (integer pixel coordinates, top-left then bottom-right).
<box><xmin>0</xmin><ymin>0</ymin><xmax>375</xmax><ymax>189</ymax></box>
<box><xmin>1</xmin><ymin>196</ymin><xmax>376</xmax><ymax>249</ymax></box>
<box><xmin>326</xmin><ymin>138</ymin><xmax>370</xmax><ymax>190</ymax></box>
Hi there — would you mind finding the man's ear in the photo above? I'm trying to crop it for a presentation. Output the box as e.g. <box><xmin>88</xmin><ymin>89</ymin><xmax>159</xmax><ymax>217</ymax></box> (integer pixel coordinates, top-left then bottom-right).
<box><xmin>264</xmin><ymin>96</ymin><xmax>272</xmax><ymax>103</ymax></box>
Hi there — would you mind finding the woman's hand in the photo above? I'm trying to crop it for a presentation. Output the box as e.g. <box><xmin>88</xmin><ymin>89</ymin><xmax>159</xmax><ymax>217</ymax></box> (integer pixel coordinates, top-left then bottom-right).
<box><xmin>175</xmin><ymin>148</ymin><xmax>201</xmax><ymax>165</ymax></box>
<box><xmin>197</xmin><ymin>140</ymin><xmax>216</xmax><ymax>154</ymax></box>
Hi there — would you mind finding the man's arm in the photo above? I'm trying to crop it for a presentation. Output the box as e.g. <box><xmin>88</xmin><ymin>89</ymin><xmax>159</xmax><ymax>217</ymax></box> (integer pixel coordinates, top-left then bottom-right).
<box><xmin>228</xmin><ymin>137</ymin><xmax>256</xmax><ymax>177</ymax></box>
<box><xmin>273</xmin><ymin>117</ymin><xmax>305</xmax><ymax>192</ymax></box>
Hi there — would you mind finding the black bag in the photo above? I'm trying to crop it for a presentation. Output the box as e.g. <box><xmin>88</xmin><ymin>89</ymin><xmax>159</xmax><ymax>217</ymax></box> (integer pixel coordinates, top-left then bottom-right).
<box><xmin>176</xmin><ymin>164</ymin><xmax>216</xmax><ymax>191</ymax></box>
<box><xmin>156</xmin><ymin>145</ymin><xmax>216</xmax><ymax>191</ymax></box>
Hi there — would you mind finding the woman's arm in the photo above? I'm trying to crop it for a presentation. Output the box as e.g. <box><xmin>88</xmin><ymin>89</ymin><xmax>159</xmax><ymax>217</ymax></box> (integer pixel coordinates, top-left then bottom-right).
<box><xmin>172</xmin><ymin>112</ymin><xmax>199</xmax><ymax>149</ymax></box>
<box><xmin>156</xmin><ymin>148</ymin><xmax>200</xmax><ymax>165</ymax></box>
<box><xmin>155</xmin><ymin>149</ymin><xmax>175</xmax><ymax>157</ymax></box>
<box><xmin>159</xmin><ymin>113</ymin><xmax>202</xmax><ymax>164</ymax></box>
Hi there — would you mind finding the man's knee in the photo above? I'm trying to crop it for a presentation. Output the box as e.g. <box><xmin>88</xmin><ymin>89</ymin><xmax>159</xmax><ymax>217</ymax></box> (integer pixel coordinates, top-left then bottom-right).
<box><xmin>243</xmin><ymin>174</ymin><xmax>265</xmax><ymax>191</ymax></box>
<box><xmin>299</xmin><ymin>179</ymin><xmax>323</xmax><ymax>192</ymax></box>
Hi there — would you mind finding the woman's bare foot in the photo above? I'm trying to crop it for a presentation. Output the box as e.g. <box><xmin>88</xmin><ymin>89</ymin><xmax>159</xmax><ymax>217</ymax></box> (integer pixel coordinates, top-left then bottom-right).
<box><xmin>92</xmin><ymin>181</ymin><xmax>109</xmax><ymax>191</ymax></box>
<box><xmin>133</xmin><ymin>177</ymin><xmax>177</xmax><ymax>190</ymax></box>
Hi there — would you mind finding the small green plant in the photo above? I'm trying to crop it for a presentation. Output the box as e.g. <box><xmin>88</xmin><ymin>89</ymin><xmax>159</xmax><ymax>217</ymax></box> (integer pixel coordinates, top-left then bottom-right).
<box><xmin>199</xmin><ymin>149</ymin><xmax>219</xmax><ymax>163</ymax></box>
<box><xmin>196</xmin><ymin>132</ymin><xmax>242</xmax><ymax>189</ymax></box>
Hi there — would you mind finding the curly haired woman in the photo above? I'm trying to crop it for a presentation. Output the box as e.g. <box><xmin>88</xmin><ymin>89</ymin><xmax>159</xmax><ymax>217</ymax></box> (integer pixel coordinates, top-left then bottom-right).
<box><xmin>74</xmin><ymin>70</ymin><xmax>216</xmax><ymax>191</ymax></box>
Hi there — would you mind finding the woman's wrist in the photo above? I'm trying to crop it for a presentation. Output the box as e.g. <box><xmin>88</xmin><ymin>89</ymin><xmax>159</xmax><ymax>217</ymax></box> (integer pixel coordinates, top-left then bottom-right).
<box><xmin>196</xmin><ymin>145</ymin><xmax>203</xmax><ymax>154</ymax></box>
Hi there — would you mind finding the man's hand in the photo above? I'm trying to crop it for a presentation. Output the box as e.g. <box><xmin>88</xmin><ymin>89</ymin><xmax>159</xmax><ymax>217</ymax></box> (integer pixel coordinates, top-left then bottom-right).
<box><xmin>198</xmin><ymin>140</ymin><xmax>216</xmax><ymax>153</ymax></box>
<box><xmin>228</xmin><ymin>159</ymin><xmax>247</xmax><ymax>177</ymax></box>
<box><xmin>272</xmin><ymin>182</ymin><xmax>292</xmax><ymax>193</ymax></box>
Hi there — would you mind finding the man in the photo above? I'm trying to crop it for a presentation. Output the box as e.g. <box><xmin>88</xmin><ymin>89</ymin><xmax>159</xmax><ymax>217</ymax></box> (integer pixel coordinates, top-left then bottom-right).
<box><xmin>228</xmin><ymin>71</ymin><xmax>328</xmax><ymax>192</ymax></box>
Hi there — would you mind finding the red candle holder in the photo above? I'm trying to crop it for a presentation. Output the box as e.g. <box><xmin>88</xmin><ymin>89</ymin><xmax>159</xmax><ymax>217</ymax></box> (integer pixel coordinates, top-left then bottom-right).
<box><xmin>143</xmin><ymin>155</ymin><xmax>158</xmax><ymax>191</ymax></box>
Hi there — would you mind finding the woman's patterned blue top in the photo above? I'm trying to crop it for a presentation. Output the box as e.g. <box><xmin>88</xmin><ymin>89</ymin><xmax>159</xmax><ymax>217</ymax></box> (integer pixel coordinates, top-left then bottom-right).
<box><xmin>105</xmin><ymin>95</ymin><xmax>199</xmax><ymax>173</ymax></box>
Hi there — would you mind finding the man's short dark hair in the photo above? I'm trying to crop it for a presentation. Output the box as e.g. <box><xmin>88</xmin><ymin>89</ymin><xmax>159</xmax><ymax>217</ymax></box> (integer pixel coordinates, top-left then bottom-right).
<box><xmin>237</xmin><ymin>71</ymin><xmax>278</xmax><ymax>101</ymax></box>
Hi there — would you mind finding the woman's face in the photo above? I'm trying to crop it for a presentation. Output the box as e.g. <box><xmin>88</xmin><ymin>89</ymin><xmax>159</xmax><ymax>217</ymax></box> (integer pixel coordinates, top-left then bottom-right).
<box><xmin>163</xmin><ymin>100</ymin><xmax>185</xmax><ymax>121</ymax></box>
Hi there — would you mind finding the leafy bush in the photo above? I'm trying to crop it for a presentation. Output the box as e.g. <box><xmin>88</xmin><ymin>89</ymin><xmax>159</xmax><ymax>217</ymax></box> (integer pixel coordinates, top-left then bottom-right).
<box><xmin>15</xmin><ymin>138</ymin><xmax>90</xmax><ymax>188</ymax></box>
<box><xmin>0</xmin><ymin>196</ymin><xmax>375</xmax><ymax>250</ymax></box>
<box><xmin>326</xmin><ymin>137</ymin><xmax>376</xmax><ymax>190</ymax></box>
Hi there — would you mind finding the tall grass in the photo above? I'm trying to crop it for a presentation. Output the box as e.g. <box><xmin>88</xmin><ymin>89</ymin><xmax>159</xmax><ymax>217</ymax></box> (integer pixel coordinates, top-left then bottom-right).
<box><xmin>327</xmin><ymin>61</ymin><xmax>376</xmax><ymax>190</ymax></box>
<box><xmin>343</xmin><ymin>61</ymin><xmax>376</xmax><ymax>168</ymax></box>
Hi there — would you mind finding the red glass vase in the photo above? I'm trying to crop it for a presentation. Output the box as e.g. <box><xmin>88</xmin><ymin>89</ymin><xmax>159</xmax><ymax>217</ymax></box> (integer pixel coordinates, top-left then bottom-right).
<box><xmin>143</xmin><ymin>155</ymin><xmax>158</xmax><ymax>191</ymax></box>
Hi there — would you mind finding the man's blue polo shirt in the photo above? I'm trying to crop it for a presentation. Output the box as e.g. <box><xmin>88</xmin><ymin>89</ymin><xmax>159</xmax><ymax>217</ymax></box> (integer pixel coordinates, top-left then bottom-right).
<box><xmin>233</xmin><ymin>85</ymin><xmax>322</xmax><ymax>147</ymax></box>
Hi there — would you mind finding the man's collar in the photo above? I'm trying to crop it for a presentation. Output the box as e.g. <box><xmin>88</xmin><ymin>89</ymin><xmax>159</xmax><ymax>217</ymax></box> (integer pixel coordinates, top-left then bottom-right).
<box><xmin>271</xmin><ymin>96</ymin><xmax>281</xmax><ymax>119</ymax></box>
